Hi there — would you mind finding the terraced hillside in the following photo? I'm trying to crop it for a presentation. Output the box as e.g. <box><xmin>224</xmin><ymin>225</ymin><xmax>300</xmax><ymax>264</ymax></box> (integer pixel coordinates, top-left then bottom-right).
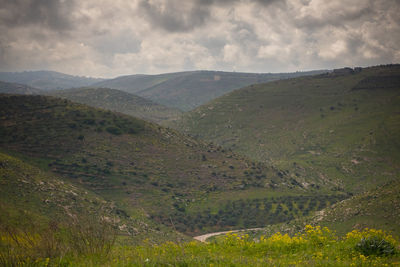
<box><xmin>0</xmin><ymin>94</ymin><xmax>345</xmax><ymax>236</ymax></box>
<box><xmin>48</xmin><ymin>87</ymin><xmax>182</xmax><ymax>124</ymax></box>
<box><xmin>96</xmin><ymin>70</ymin><xmax>326</xmax><ymax>111</ymax></box>
<box><xmin>176</xmin><ymin>65</ymin><xmax>400</xmax><ymax>193</ymax></box>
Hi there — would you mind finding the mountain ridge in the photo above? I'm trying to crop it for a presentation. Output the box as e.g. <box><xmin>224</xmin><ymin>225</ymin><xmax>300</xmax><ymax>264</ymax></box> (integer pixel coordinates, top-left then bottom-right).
<box><xmin>95</xmin><ymin>70</ymin><xmax>328</xmax><ymax>111</ymax></box>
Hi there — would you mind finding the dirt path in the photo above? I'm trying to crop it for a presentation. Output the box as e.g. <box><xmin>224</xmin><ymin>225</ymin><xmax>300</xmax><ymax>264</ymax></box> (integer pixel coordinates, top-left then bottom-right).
<box><xmin>193</xmin><ymin>228</ymin><xmax>262</xmax><ymax>242</ymax></box>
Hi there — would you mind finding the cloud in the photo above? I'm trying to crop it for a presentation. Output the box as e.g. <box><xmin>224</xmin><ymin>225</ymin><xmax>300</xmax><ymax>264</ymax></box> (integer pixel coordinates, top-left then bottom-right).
<box><xmin>0</xmin><ymin>0</ymin><xmax>399</xmax><ymax>77</ymax></box>
<box><xmin>0</xmin><ymin>0</ymin><xmax>78</xmax><ymax>31</ymax></box>
<box><xmin>138</xmin><ymin>0</ymin><xmax>212</xmax><ymax>32</ymax></box>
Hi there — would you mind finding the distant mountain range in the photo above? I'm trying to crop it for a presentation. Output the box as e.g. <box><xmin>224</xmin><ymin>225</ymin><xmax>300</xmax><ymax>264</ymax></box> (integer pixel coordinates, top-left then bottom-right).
<box><xmin>1</xmin><ymin>69</ymin><xmax>328</xmax><ymax>111</ymax></box>
<box><xmin>94</xmin><ymin>70</ymin><xmax>328</xmax><ymax>111</ymax></box>
<box><xmin>0</xmin><ymin>70</ymin><xmax>105</xmax><ymax>90</ymax></box>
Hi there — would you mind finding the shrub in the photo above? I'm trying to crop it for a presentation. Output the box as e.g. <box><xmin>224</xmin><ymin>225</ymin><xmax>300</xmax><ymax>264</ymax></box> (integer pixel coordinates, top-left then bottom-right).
<box><xmin>346</xmin><ymin>228</ymin><xmax>398</xmax><ymax>257</ymax></box>
<box><xmin>356</xmin><ymin>236</ymin><xmax>396</xmax><ymax>256</ymax></box>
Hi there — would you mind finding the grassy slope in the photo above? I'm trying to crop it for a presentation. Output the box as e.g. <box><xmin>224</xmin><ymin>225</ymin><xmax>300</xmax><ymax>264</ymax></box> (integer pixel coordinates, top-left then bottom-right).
<box><xmin>310</xmin><ymin>179</ymin><xmax>400</xmax><ymax>236</ymax></box>
<box><xmin>176</xmin><ymin>65</ymin><xmax>400</xmax><ymax>193</ymax></box>
<box><xmin>48</xmin><ymin>87</ymin><xmax>182</xmax><ymax>124</ymax></box>
<box><xmin>96</xmin><ymin>70</ymin><xmax>327</xmax><ymax>111</ymax></box>
<box><xmin>0</xmin><ymin>94</ymin><xmax>340</xmax><ymax>236</ymax></box>
<box><xmin>0</xmin><ymin>151</ymin><xmax>185</xmax><ymax>244</ymax></box>
<box><xmin>0</xmin><ymin>80</ymin><xmax>43</xmax><ymax>95</ymax></box>
<box><xmin>0</xmin><ymin>70</ymin><xmax>103</xmax><ymax>90</ymax></box>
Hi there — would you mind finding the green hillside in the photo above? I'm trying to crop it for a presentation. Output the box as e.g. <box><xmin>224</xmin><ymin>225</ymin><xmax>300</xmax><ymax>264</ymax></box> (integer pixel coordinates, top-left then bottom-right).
<box><xmin>96</xmin><ymin>70</ymin><xmax>327</xmax><ymax>111</ymax></box>
<box><xmin>48</xmin><ymin>87</ymin><xmax>182</xmax><ymax>124</ymax></box>
<box><xmin>0</xmin><ymin>94</ymin><xmax>344</xmax><ymax>236</ymax></box>
<box><xmin>0</xmin><ymin>80</ymin><xmax>42</xmax><ymax>95</ymax></box>
<box><xmin>0</xmin><ymin>70</ymin><xmax>103</xmax><ymax>90</ymax></box>
<box><xmin>0</xmin><ymin>151</ymin><xmax>183</xmax><ymax>245</ymax></box>
<box><xmin>176</xmin><ymin>65</ymin><xmax>400</xmax><ymax>193</ymax></box>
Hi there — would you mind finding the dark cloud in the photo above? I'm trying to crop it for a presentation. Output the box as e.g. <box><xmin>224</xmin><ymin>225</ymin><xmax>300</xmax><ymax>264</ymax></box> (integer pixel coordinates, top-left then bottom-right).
<box><xmin>138</xmin><ymin>0</ymin><xmax>212</xmax><ymax>32</ymax></box>
<box><xmin>0</xmin><ymin>0</ymin><xmax>76</xmax><ymax>31</ymax></box>
<box><xmin>137</xmin><ymin>0</ymin><xmax>285</xmax><ymax>32</ymax></box>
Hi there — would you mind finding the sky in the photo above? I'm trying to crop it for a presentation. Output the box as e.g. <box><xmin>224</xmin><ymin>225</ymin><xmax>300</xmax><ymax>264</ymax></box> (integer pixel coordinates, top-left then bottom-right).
<box><xmin>0</xmin><ymin>0</ymin><xmax>399</xmax><ymax>78</ymax></box>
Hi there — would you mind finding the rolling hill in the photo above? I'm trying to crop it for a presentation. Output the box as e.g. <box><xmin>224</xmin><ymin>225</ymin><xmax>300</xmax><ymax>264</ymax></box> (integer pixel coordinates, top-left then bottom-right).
<box><xmin>48</xmin><ymin>87</ymin><xmax>182</xmax><ymax>124</ymax></box>
<box><xmin>95</xmin><ymin>70</ymin><xmax>327</xmax><ymax>111</ymax></box>
<box><xmin>0</xmin><ymin>80</ymin><xmax>43</xmax><ymax>95</ymax></box>
<box><xmin>0</xmin><ymin>94</ymin><xmax>346</xmax><ymax>237</ymax></box>
<box><xmin>0</xmin><ymin>70</ymin><xmax>104</xmax><ymax>90</ymax></box>
<box><xmin>175</xmin><ymin>65</ymin><xmax>400</xmax><ymax>193</ymax></box>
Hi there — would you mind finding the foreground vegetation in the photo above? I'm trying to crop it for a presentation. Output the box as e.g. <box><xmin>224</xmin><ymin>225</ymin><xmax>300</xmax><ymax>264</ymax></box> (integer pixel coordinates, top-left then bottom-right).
<box><xmin>1</xmin><ymin>225</ymin><xmax>399</xmax><ymax>266</ymax></box>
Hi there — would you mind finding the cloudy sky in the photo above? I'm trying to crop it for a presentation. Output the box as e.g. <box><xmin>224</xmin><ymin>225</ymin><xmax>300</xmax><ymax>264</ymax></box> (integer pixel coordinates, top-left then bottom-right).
<box><xmin>0</xmin><ymin>0</ymin><xmax>399</xmax><ymax>78</ymax></box>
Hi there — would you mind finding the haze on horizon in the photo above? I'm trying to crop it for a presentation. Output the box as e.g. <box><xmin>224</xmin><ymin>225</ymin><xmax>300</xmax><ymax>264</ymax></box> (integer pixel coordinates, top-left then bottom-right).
<box><xmin>0</xmin><ymin>0</ymin><xmax>399</xmax><ymax>78</ymax></box>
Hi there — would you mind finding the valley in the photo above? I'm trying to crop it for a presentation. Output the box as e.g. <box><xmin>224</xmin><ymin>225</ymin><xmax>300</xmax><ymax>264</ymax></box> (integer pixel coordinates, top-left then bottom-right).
<box><xmin>1</xmin><ymin>94</ymin><xmax>337</xmax><ymax>239</ymax></box>
<box><xmin>0</xmin><ymin>65</ymin><xmax>399</xmax><ymax>265</ymax></box>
